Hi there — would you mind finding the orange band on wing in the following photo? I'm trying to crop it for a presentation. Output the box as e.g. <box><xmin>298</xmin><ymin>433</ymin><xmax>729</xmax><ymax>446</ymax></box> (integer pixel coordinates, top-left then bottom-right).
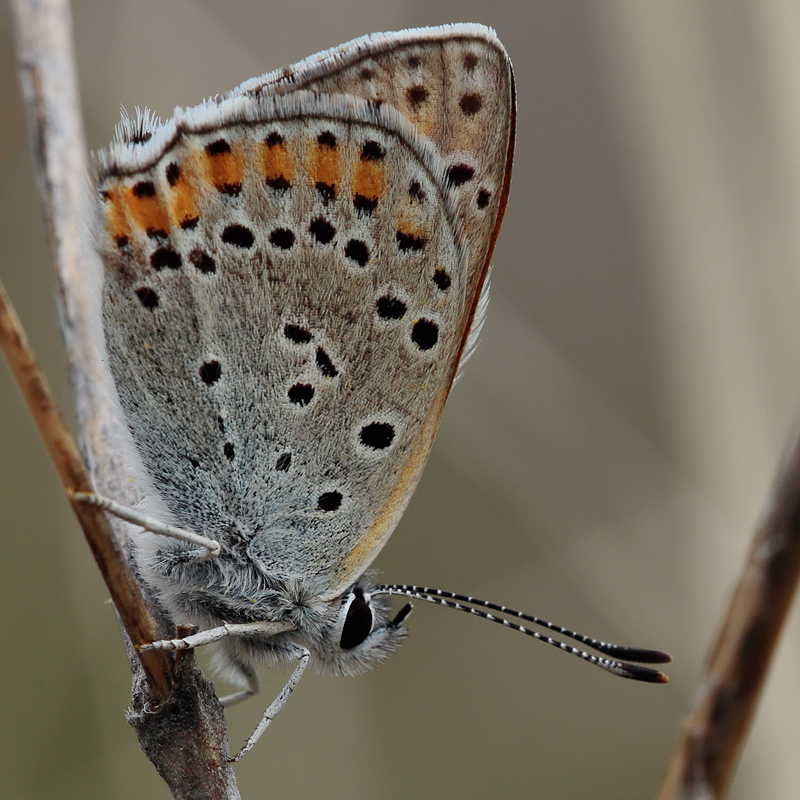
<box><xmin>262</xmin><ymin>135</ymin><xmax>295</xmax><ymax>189</ymax></box>
<box><xmin>203</xmin><ymin>139</ymin><xmax>244</xmax><ymax>196</ymax></box>
<box><xmin>126</xmin><ymin>180</ymin><xmax>170</xmax><ymax>238</ymax></box>
<box><xmin>100</xmin><ymin>186</ymin><xmax>131</xmax><ymax>246</ymax></box>
<box><xmin>307</xmin><ymin>135</ymin><xmax>340</xmax><ymax>196</ymax></box>
<box><xmin>162</xmin><ymin>161</ymin><xmax>200</xmax><ymax>229</ymax></box>
<box><xmin>351</xmin><ymin>158</ymin><xmax>384</xmax><ymax>207</ymax></box>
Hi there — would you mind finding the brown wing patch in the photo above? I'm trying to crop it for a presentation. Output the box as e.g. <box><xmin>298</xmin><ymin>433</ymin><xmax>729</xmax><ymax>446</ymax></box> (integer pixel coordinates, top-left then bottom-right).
<box><xmin>329</xmin><ymin>386</ymin><xmax>449</xmax><ymax>595</ymax></box>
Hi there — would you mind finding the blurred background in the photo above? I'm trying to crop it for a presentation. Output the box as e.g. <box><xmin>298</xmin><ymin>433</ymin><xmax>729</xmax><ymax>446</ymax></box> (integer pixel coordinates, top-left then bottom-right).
<box><xmin>3</xmin><ymin>1</ymin><xmax>800</xmax><ymax>797</ymax></box>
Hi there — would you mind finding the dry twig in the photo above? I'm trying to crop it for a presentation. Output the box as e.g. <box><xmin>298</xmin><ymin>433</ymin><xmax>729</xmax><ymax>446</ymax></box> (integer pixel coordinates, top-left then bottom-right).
<box><xmin>657</xmin><ymin>428</ymin><xmax>800</xmax><ymax>798</ymax></box>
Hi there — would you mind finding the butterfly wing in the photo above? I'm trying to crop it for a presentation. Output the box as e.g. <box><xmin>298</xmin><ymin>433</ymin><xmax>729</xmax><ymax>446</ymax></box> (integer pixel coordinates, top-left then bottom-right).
<box><xmin>241</xmin><ymin>24</ymin><xmax>516</xmax><ymax>363</ymax></box>
<box><xmin>95</xmin><ymin>27</ymin><xmax>514</xmax><ymax>605</ymax></box>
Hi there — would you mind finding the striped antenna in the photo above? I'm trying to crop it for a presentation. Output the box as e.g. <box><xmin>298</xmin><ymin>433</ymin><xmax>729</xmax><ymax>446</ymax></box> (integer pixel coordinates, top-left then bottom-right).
<box><xmin>373</xmin><ymin>584</ymin><xmax>671</xmax><ymax>683</ymax></box>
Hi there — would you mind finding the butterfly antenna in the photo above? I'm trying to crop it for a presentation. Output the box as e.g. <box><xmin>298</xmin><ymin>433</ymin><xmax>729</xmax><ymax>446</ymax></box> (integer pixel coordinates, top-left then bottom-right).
<box><xmin>373</xmin><ymin>584</ymin><xmax>670</xmax><ymax>684</ymax></box>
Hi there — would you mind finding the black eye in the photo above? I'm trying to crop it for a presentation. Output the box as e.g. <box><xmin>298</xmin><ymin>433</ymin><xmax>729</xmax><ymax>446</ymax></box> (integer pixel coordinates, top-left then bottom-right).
<box><xmin>340</xmin><ymin>593</ymin><xmax>373</xmax><ymax>650</ymax></box>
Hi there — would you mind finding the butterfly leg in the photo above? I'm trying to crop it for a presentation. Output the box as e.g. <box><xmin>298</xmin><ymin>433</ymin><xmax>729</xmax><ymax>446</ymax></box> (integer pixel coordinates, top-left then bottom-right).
<box><xmin>139</xmin><ymin>619</ymin><xmax>295</xmax><ymax>653</ymax></box>
<box><xmin>69</xmin><ymin>490</ymin><xmax>221</xmax><ymax>558</ymax></box>
<box><xmin>229</xmin><ymin>644</ymin><xmax>311</xmax><ymax>763</ymax></box>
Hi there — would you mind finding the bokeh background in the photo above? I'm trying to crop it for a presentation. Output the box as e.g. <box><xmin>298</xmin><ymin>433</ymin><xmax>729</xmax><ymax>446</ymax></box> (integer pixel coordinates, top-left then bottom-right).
<box><xmin>3</xmin><ymin>1</ymin><xmax>800</xmax><ymax>797</ymax></box>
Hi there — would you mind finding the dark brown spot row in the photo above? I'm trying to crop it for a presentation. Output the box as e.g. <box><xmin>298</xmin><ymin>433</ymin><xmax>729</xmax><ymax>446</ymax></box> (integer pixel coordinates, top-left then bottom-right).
<box><xmin>222</xmin><ymin>224</ymin><xmax>254</xmax><ymax>248</ymax></box>
<box><xmin>288</xmin><ymin>383</ymin><xmax>314</xmax><ymax>406</ymax></box>
<box><xmin>447</xmin><ymin>164</ymin><xmax>475</xmax><ymax>187</ymax></box>
<box><xmin>270</xmin><ymin>228</ymin><xmax>295</xmax><ymax>249</ymax></box>
<box><xmin>376</xmin><ymin>296</ymin><xmax>406</xmax><ymax>320</ymax></box>
<box><xmin>317</xmin><ymin>131</ymin><xmax>337</xmax><ymax>148</ymax></box>
<box><xmin>477</xmin><ymin>188</ymin><xmax>491</xmax><ymax>209</ymax></box>
<box><xmin>217</xmin><ymin>416</ymin><xmax>225</xmax><ymax>433</ymax></box>
<box><xmin>224</xmin><ymin>442</ymin><xmax>235</xmax><ymax>461</ymax></box>
<box><xmin>360</xmin><ymin>422</ymin><xmax>395</xmax><ymax>450</ymax></box>
<box><xmin>345</xmin><ymin>239</ymin><xmax>369</xmax><ymax>267</ymax></box>
<box><xmin>217</xmin><ymin>182</ymin><xmax>242</xmax><ymax>197</ymax></box>
<box><xmin>407</xmin><ymin>55</ymin><xmax>421</xmax><ymax>68</ymax></box>
<box><xmin>361</xmin><ymin>140</ymin><xmax>385</xmax><ymax>161</ymax></box>
<box><xmin>151</xmin><ymin>247</ymin><xmax>181</xmax><ymax>270</ymax></box>
<box><xmin>267</xmin><ymin>175</ymin><xmax>291</xmax><ymax>191</ymax></box>
<box><xmin>309</xmin><ymin>217</ymin><xmax>336</xmax><ymax>244</ymax></box>
<box><xmin>409</xmin><ymin>181</ymin><xmax>425</xmax><ymax>202</ymax></box>
<box><xmin>266</xmin><ymin>131</ymin><xmax>284</xmax><ymax>147</ymax></box>
<box><xmin>396</xmin><ymin>230</ymin><xmax>427</xmax><ymax>252</ymax></box>
<box><xmin>316</xmin><ymin>347</ymin><xmax>338</xmax><ymax>378</ymax></box>
<box><xmin>318</xmin><ymin>491</ymin><xmax>342</xmax><ymax>512</ymax></box>
<box><xmin>353</xmin><ymin>194</ymin><xmax>378</xmax><ymax>214</ymax></box>
<box><xmin>200</xmin><ymin>361</ymin><xmax>222</xmax><ymax>385</ymax></box>
<box><xmin>276</xmin><ymin>452</ymin><xmax>292</xmax><ymax>471</ymax></box>
<box><xmin>133</xmin><ymin>181</ymin><xmax>156</xmax><ymax>198</ymax></box>
<box><xmin>206</xmin><ymin>139</ymin><xmax>231</xmax><ymax>155</ymax></box>
<box><xmin>360</xmin><ymin>67</ymin><xmax>374</xmax><ymax>81</ymax></box>
<box><xmin>284</xmin><ymin>324</ymin><xmax>312</xmax><ymax>344</ymax></box>
<box><xmin>316</xmin><ymin>181</ymin><xmax>336</xmax><ymax>204</ymax></box>
<box><xmin>166</xmin><ymin>163</ymin><xmax>180</xmax><ymax>186</ymax></box>
<box><xmin>146</xmin><ymin>227</ymin><xmax>168</xmax><ymax>240</ymax></box>
<box><xmin>136</xmin><ymin>287</ymin><xmax>158</xmax><ymax>309</ymax></box>
<box><xmin>407</xmin><ymin>84</ymin><xmax>428</xmax><ymax>109</ymax></box>
<box><xmin>189</xmin><ymin>249</ymin><xmax>216</xmax><ymax>274</ymax></box>
<box><xmin>459</xmin><ymin>92</ymin><xmax>483</xmax><ymax>116</ymax></box>
<box><xmin>412</xmin><ymin>319</ymin><xmax>439</xmax><ymax>350</ymax></box>
<box><xmin>181</xmin><ymin>217</ymin><xmax>200</xmax><ymax>230</ymax></box>
<box><xmin>463</xmin><ymin>53</ymin><xmax>479</xmax><ymax>71</ymax></box>
<box><xmin>114</xmin><ymin>235</ymin><xmax>130</xmax><ymax>249</ymax></box>
<box><xmin>433</xmin><ymin>269</ymin><xmax>451</xmax><ymax>291</ymax></box>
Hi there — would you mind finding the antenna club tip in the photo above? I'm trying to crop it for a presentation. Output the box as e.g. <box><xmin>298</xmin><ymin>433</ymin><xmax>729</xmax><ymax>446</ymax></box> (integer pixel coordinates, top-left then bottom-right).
<box><xmin>625</xmin><ymin>648</ymin><xmax>673</xmax><ymax>664</ymax></box>
<box><xmin>623</xmin><ymin>664</ymin><xmax>671</xmax><ymax>683</ymax></box>
<box><xmin>638</xmin><ymin>668</ymin><xmax>669</xmax><ymax>684</ymax></box>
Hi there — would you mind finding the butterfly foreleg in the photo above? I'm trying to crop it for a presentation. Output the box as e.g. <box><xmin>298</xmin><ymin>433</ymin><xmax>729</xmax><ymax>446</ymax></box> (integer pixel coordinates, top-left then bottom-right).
<box><xmin>139</xmin><ymin>619</ymin><xmax>295</xmax><ymax>653</ymax></box>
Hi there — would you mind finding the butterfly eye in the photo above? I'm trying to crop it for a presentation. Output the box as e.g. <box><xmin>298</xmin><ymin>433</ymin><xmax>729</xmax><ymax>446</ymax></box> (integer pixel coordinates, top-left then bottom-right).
<box><xmin>340</xmin><ymin>591</ymin><xmax>373</xmax><ymax>649</ymax></box>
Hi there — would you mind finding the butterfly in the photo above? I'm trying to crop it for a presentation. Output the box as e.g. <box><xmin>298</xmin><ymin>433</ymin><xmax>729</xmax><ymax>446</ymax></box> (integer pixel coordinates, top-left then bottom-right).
<box><xmin>78</xmin><ymin>23</ymin><xmax>666</xmax><ymax>759</ymax></box>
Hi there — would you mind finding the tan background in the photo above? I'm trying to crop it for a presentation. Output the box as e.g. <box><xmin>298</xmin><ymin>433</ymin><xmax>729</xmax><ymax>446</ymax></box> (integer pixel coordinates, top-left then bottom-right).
<box><xmin>3</xmin><ymin>1</ymin><xmax>800</xmax><ymax>797</ymax></box>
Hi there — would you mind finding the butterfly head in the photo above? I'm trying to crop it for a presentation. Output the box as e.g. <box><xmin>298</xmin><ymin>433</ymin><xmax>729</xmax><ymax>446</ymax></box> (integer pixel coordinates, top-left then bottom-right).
<box><xmin>303</xmin><ymin>579</ymin><xmax>412</xmax><ymax>676</ymax></box>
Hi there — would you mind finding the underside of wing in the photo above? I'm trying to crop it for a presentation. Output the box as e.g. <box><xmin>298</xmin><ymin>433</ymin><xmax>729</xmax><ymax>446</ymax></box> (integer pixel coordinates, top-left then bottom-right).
<box><xmin>95</xmin><ymin>26</ymin><xmax>515</xmax><ymax>602</ymax></box>
<box><xmin>96</xmin><ymin>93</ymin><xmax>468</xmax><ymax>598</ymax></box>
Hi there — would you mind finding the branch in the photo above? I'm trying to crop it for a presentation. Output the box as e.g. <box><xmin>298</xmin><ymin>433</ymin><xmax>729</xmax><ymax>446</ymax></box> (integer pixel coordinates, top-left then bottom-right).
<box><xmin>8</xmin><ymin>0</ymin><xmax>239</xmax><ymax>796</ymax></box>
<box><xmin>656</xmin><ymin>427</ymin><xmax>800</xmax><ymax>798</ymax></box>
